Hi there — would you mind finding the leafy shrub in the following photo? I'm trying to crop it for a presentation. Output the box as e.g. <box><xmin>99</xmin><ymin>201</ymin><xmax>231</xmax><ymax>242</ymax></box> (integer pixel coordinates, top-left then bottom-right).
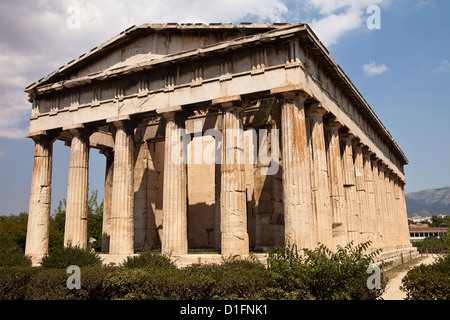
<box><xmin>401</xmin><ymin>254</ymin><xmax>450</xmax><ymax>300</ymax></box>
<box><xmin>0</xmin><ymin>237</ymin><xmax>31</xmax><ymax>267</ymax></box>
<box><xmin>104</xmin><ymin>259</ymin><xmax>269</xmax><ymax>300</ymax></box>
<box><xmin>0</xmin><ymin>267</ymin><xmax>36</xmax><ymax>299</ymax></box>
<box><xmin>413</xmin><ymin>235</ymin><xmax>450</xmax><ymax>254</ymax></box>
<box><xmin>26</xmin><ymin>266</ymin><xmax>116</xmax><ymax>300</ymax></box>
<box><xmin>40</xmin><ymin>245</ymin><xmax>102</xmax><ymax>269</ymax></box>
<box><xmin>265</xmin><ymin>241</ymin><xmax>384</xmax><ymax>300</ymax></box>
<box><xmin>122</xmin><ymin>249</ymin><xmax>176</xmax><ymax>270</ymax></box>
<box><xmin>0</xmin><ymin>213</ymin><xmax>28</xmax><ymax>252</ymax></box>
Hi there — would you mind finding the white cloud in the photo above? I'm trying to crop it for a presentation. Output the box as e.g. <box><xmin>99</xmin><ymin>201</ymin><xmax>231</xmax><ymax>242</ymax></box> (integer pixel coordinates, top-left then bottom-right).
<box><xmin>305</xmin><ymin>0</ymin><xmax>389</xmax><ymax>46</ymax></box>
<box><xmin>433</xmin><ymin>60</ymin><xmax>450</xmax><ymax>73</ymax></box>
<box><xmin>363</xmin><ymin>60</ymin><xmax>388</xmax><ymax>77</ymax></box>
<box><xmin>415</xmin><ymin>0</ymin><xmax>432</xmax><ymax>9</ymax></box>
<box><xmin>0</xmin><ymin>0</ymin><xmax>288</xmax><ymax>140</ymax></box>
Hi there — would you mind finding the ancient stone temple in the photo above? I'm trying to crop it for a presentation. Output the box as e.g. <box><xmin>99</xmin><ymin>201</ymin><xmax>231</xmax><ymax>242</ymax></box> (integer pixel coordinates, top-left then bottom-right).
<box><xmin>24</xmin><ymin>23</ymin><xmax>413</xmax><ymax>265</ymax></box>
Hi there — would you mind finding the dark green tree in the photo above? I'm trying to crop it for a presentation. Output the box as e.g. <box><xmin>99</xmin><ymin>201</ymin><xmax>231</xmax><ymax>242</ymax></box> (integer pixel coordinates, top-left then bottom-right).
<box><xmin>48</xmin><ymin>189</ymin><xmax>103</xmax><ymax>251</ymax></box>
<box><xmin>0</xmin><ymin>212</ymin><xmax>28</xmax><ymax>251</ymax></box>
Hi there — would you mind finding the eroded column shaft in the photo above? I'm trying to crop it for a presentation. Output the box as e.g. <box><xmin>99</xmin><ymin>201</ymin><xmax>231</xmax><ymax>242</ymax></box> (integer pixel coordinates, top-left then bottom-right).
<box><xmin>306</xmin><ymin>105</ymin><xmax>332</xmax><ymax>248</ymax></box>
<box><xmin>101</xmin><ymin>149</ymin><xmax>114</xmax><ymax>252</ymax></box>
<box><xmin>280</xmin><ymin>94</ymin><xmax>314</xmax><ymax>250</ymax></box>
<box><xmin>64</xmin><ymin>128</ymin><xmax>91</xmax><ymax>248</ymax></box>
<box><xmin>220</xmin><ymin>104</ymin><xmax>249</xmax><ymax>256</ymax></box>
<box><xmin>324</xmin><ymin>121</ymin><xmax>348</xmax><ymax>248</ymax></box>
<box><xmin>25</xmin><ymin>134</ymin><xmax>53</xmax><ymax>263</ymax></box>
<box><xmin>109</xmin><ymin>121</ymin><xmax>135</xmax><ymax>255</ymax></box>
<box><xmin>353</xmin><ymin>142</ymin><xmax>368</xmax><ymax>243</ymax></box>
<box><xmin>340</xmin><ymin>134</ymin><xmax>360</xmax><ymax>243</ymax></box>
<box><xmin>161</xmin><ymin>112</ymin><xmax>188</xmax><ymax>256</ymax></box>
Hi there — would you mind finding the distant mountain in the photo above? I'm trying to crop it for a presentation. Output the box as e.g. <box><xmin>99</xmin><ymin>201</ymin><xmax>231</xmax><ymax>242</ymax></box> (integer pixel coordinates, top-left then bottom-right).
<box><xmin>405</xmin><ymin>187</ymin><xmax>450</xmax><ymax>217</ymax></box>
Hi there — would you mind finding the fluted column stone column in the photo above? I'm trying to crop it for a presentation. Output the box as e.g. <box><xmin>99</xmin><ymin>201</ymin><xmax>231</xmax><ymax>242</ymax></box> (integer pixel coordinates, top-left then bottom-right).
<box><xmin>324</xmin><ymin>118</ymin><xmax>348</xmax><ymax>248</ymax></box>
<box><xmin>352</xmin><ymin>139</ymin><xmax>368</xmax><ymax>243</ymax></box>
<box><xmin>109</xmin><ymin>119</ymin><xmax>135</xmax><ymax>255</ymax></box>
<box><xmin>381</xmin><ymin>164</ymin><xmax>394</xmax><ymax>250</ymax></box>
<box><xmin>64</xmin><ymin>126</ymin><xmax>93</xmax><ymax>249</ymax></box>
<box><xmin>340</xmin><ymin>132</ymin><xmax>361</xmax><ymax>244</ymax></box>
<box><xmin>371</xmin><ymin>157</ymin><xmax>385</xmax><ymax>247</ymax></box>
<box><xmin>387</xmin><ymin>170</ymin><xmax>398</xmax><ymax>248</ymax></box>
<box><xmin>377</xmin><ymin>162</ymin><xmax>389</xmax><ymax>248</ymax></box>
<box><xmin>276</xmin><ymin>90</ymin><xmax>314</xmax><ymax>250</ymax></box>
<box><xmin>398</xmin><ymin>179</ymin><xmax>412</xmax><ymax>248</ymax></box>
<box><xmin>101</xmin><ymin>148</ymin><xmax>114</xmax><ymax>252</ymax></box>
<box><xmin>306</xmin><ymin>104</ymin><xmax>332</xmax><ymax>248</ymax></box>
<box><xmin>219</xmin><ymin>99</ymin><xmax>249</xmax><ymax>256</ymax></box>
<box><xmin>161</xmin><ymin>111</ymin><xmax>188</xmax><ymax>256</ymax></box>
<box><xmin>362</xmin><ymin>148</ymin><xmax>378</xmax><ymax>248</ymax></box>
<box><xmin>25</xmin><ymin>133</ymin><xmax>55</xmax><ymax>264</ymax></box>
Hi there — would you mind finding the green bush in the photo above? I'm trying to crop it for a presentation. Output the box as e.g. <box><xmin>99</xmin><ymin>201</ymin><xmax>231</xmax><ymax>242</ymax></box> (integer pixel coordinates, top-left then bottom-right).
<box><xmin>0</xmin><ymin>237</ymin><xmax>31</xmax><ymax>267</ymax></box>
<box><xmin>40</xmin><ymin>245</ymin><xmax>102</xmax><ymax>269</ymax></box>
<box><xmin>265</xmin><ymin>241</ymin><xmax>385</xmax><ymax>300</ymax></box>
<box><xmin>104</xmin><ymin>260</ymin><xmax>270</xmax><ymax>300</ymax></box>
<box><xmin>26</xmin><ymin>266</ymin><xmax>116</xmax><ymax>300</ymax></box>
<box><xmin>0</xmin><ymin>240</ymin><xmax>389</xmax><ymax>300</ymax></box>
<box><xmin>413</xmin><ymin>235</ymin><xmax>450</xmax><ymax>254</ymax></box>
<box><xmin>0</xmin><ymin>267</ymin><xmax>36</xmax><ymax>300</ymax></box>
<box><xmin>122</xmin><ymin>249</ymin><xmax>176</xmax><ymax>270</ymax></box>
<box><xmin>401</xmin><ymin>254</ymin><xmax>450</xmax><ymax>300</ymax></box>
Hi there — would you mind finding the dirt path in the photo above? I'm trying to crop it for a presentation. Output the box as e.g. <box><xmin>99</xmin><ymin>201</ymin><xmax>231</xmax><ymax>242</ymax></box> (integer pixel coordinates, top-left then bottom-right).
<box><xmin>381</xmin><ymin>254</ymin><xmax>438</xmax><ymax>300</ymax></box>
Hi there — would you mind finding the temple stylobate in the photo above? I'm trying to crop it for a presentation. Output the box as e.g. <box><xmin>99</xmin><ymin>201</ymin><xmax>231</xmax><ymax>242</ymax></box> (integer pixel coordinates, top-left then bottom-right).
<box><xmin>24</xmin><ymin>23</ymin><xmax>414</xmax><ymax>265</ymax></box>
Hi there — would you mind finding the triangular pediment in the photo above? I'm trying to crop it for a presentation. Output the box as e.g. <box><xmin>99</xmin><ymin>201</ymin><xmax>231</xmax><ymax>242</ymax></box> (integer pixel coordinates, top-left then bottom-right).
<box><xmin>26</xmin><ymin>23</ymin><xmax>294</xmax><ymax>92</ymax></box>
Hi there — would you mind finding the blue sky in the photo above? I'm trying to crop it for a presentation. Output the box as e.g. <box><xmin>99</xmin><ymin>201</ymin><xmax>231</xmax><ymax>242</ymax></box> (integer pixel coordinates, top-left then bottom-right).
<box><xmin>0</xmin><ymin>0</ymin><xmax>449</xmax><ymax>215</ymax></box>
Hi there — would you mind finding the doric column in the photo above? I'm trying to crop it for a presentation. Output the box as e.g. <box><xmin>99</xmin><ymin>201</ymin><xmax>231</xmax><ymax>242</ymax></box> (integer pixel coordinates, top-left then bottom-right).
<box><xmin>340</xmin><ymin>131</ymin><xmax>361</xmax><ymax>244</ymax></box>
<box><xmin>218</xmin><ymin>98</ymin><xmax>249</xmax><ymax>256</ymax></box>
<box><xmin>306</xmin><ymin>103</ymin><xmax>332</xmax><ymax>249</ymax></box>
<box><xmin>362</xmin><ymin>148</ymin><xmax>378</xmax><ymax>248</ymax></box>
<box><xmin>64</xmin><ymin>126</ymin><xmax>93</xmax><ymax>249</ymax></box>
<box><xmin>324</xmin><ymin>118</ymin><xmax>348</xmax><ymax>248</ymax></box>
<box><xmin>397</xmin><ymin>179</ymin><xmax>412</xmax><ymax>248</ymax></box>
<box><xmin>382</xmin><ymin>165</ymin><xmax>394</xmax><ymax>249</ymax></box>
<box><xmin>371</xmin><ymin>157</ymin><xmax>386</xmax><ymax>247</ymax></box>
<box><xmin>352</xmin><ymin>139</ymin><xmax>368</xmax><ymax>243</ymax></box>
<box><xmin>161</xmin><ymin>111</ymin><xmax>188</xmax><ymax>256</ymax></box>
<box><xmin>108</xmin><ymin>118</ymin><xmax>135</xmax><ymax>255</ymax></box>
<box><xmin>377</xmin><ymin>162</ymin><xmax>389</xmax><ymax>248</ymax></box>
<box><xmin>101</xmin><ymin>148</ymin><xmax>114</xmax><ymax>252</ymax></box>
<box><xmin>387</xmin><ymin>170</ymin><xmax>398</xmax><ymax>248</ymax></box>
<box><xmin>276</xmin><ymin>90</ymin><xmax>314</xmax><ymax>250</ymax></box>
<box><xmin>25</xmin><ymin>133</ymin><xmax>55</xmax><ymax>264</ymax></box>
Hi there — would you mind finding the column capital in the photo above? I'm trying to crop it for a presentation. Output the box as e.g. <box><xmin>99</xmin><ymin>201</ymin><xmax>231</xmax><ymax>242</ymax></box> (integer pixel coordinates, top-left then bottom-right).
<box><xmin>157</xmin><ymin>105</ymin><xmax>193</xmax><ymax>122</ymax></box>
<box><xmin>26</xmin><ymin>130</ymin><xmax>57</xmax><ymax>143</ymax></box>
<box><xmin>362</xmin><ymin>146</ymin><xmax>372</xmax><ymax>155</ymax></box>
<box><xmin>306</xmin><ymin>102</ymin><xmax>328</xmax><ymax>117</ymax></box>
<box><xmin>106</xmin><ymin>115</ymin><xmax>138</xmax><ymax>129</ymax></box>
<box><xmin>212</xmin><ymin>95</ymin><xmax>242</xmax><ymax>108</ymax></box>
<box><xmin>377</xmin><ymin>161</ymin><xmax>387</xmax><ymax>171</ymax></box>
<box><xmin>270</xmin><ymin>86</ymin><xmax>310</xmax><ymax>101</ymax></box>
<box><xmin>351</xmin><ymin>137</ymin><xmax>364</xmax><ymax>149</ymax></box>
<box><xmin>324</xmin><ymin>116</ymin><xmax>342</xmax><ymax>130</ymax></box>
<box><xmin>339</xmin><ymin>130</ymin><xmax>355</xmax><ymax>141</ymax></box>
<box><xmin>63</xmin><ymin>124</ymin><xmax>95</xmax><ymax>138</ymax></box>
